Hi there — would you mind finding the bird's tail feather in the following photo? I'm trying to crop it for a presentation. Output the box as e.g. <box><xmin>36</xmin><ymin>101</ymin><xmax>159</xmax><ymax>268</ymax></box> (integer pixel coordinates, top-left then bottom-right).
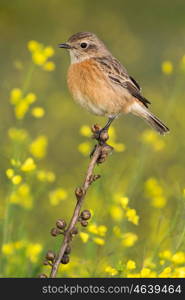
<box><xmin>131</xmin><ymin>102</ymin><xmax>169</xmax><ymax>135</ymax></box>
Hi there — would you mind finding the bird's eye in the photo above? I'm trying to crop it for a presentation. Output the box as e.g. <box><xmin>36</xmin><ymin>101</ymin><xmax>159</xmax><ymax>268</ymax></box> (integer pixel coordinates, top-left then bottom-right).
<box><xmin>80</xmin><ymin>42</ymin><xmax>88</xmax><ymax>49</ymax></box>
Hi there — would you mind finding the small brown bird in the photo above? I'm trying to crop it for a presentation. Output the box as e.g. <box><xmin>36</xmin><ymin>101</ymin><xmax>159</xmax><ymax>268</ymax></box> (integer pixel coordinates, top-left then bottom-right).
<box><xmin>58</xmin><ymin>32</ymin><xmax>169</xmax><ymax>135</ymax></box>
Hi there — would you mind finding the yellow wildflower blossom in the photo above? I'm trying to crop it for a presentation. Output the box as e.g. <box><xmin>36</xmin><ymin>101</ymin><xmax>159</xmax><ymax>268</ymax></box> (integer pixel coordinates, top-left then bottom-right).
<box><xmin>32</xmin><ymin>51</ymin><xmax>47</xmax><ymax>65</ymax></box>
<box><xmin>15</xmin><ymin>100</ymin><xmax>29</xmax><ymax>119</ymax></box>
<box><xmin>88</xmin><ymin>224</ymin><xmax>99</xmax><ymax>235</ymax></box>
<box><xmin>140</xmin><ymin>267</ymin><xmax>156</xmax><ymax>278</ymax></box>
<box><xmin>80</xmin><ymin>125</ymin><xmax>92</xmax><ymax>137</ymax></box>
<box><xmin>171</xmin><ymin>252</ymin><xmax>185</xmax><ymax>265</ymax></box>
<box><xmin>161</xmin><ymin>60</ymin><xmax>173</xmax><ymax>75</ymax></box>
<box><xmin>93</xmin><ymin>237</ymin><xmax>105</xmax><ymax>246</ymax></box>
<box><xmin>21</xmin><ymin>158</ymin><xmax>36</xmax><ymax>172</ymax></box>
<box><xmin>42</xmin><ymin>61</ymin><xmax>55</xmax><ymax>71</ymax></box>
<box><xmin>105</xmin><ymin>266</ymin><xmax>118</xmax><ymax>276</ymax></box>
<box><xmin>27</xmin><ymin>40</ymin><xmax>41</xmax><ymax>52</ymax></box>
<box><xmin>110</xmin><ymin>205</ymin><xmax>123</xmax><ymax>221</ymax></box>
<box><xmin>37</xmin><ymin>170</ymin><xmax>56</xmax><ymax>182</ymax></box>
<box><xmin>125</xmin><ymin>208</ymin><xmax>139</xmax><ymax>225</ymax></box>
<box><xmin>10</xmin><ymin>88</ymin><xmax>22</xmax><ymax>104</ymax></box>
<box><xmin>31</xmin><ymin>107</ymin><xmax>45</xmax><ymax>118</ymax></box>
<box><xmin>25</xmin><ymin>93</ymin><xmax>37</xmax><ymax>104</ymax></box>
<box><xmin>8</xmin><ymin>128</ymin><xmax>28</xmax><ymax>141</ymax></box>
<box><xmin>29</xmin><ymin>135</ymin><xmax>48</xmax><ymax>159</ymax></box>
<box><xmin>79</xmin><ymin>232</ymin><xmax>89</xmax><ymax>243</ymax></box>
<box><xmin>49</xmin><ymin>188</ymin><xmax>67</xmax><ymax>206</ymax></box>
<box><xmin>122</xmin><ymin>232</ymin><xmax>138</xmax><ymax>247</ymax></box>
<box><xmin>10</xmin><ymin>184</ymin><xmax>33</xmax><ymax>210</ymax></box>
<box><xmin>6</xmin><ymin>168</ymin><xmax>14</xmax><ymax>179</ymax></box>
<box><xmin>97</xmin><ymin>225</ymin><xmax>107</xmax><ymax>237</ymax></box>
<box><xmin>119</xmin><ymin>196</ymin><xmax>129</xmax><ymax>208</ymax></box>
<box><xmin>2</xmin><ymin>243</ymin><xmax>14</xmax><ymax>255</ymax></box>
<box><xmin>141</xmin><ymin>129</ymin><xmax>165</xmax><ymax>151</ymax></box>
<box><xmin>78</xmin><ymin>142</ymin><xmax>91</xmax><ymax>156</ymax></box>
<box><xmin>159</xmin><ymin>267</ymin><xmax>172</xmax><ymax>278</ymax></box>
<box><xmin>43</xmin><ymin>46</ymin><xmax>55</xmax><ymax>57</ymax></box>
<box><xmin>26</xmin><ymin>243</ymin><xmax>43</xmax><ymax>263</ymax></box>
<box><xmin>11</xmin><ymin>175</ymin><xmax>22</xmax><ymax>185</ymax></box>
<box><xmin>126</xmin><ymin>260</ymin><xmax>136</xmax><ymax>270</ymax></box>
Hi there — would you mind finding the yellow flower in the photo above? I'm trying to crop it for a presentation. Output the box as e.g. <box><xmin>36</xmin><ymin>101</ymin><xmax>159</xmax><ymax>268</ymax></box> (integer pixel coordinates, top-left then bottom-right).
<box><xmin>110</xmin><ymin>205</ymin><xmax>123</xmax><ymax>221</ymax></box>
<box><xmin>145</xmin><ymin>177</ymin><xmax>167</xmax><ymax>208</ymax></box>
<box><xmin>42</xmin><ymin>61</ymin><xmax>55</xmax><ymax>71</ymax></box>
<box><xmin>31</xmin><ymin>107</ymin><xmax>45</xmax><ymax>118</ymax></box>
<box><xmin>6</xmin><ymin>168</ymin><xmax>14</xmax><ymax>179</ymax></box>
<box><xmin>8</xmin><ymin>128</ymin><xmax>28</xmax><ymax>142</ymax></box>
<box><xmin>15</xmin><ymin>100</ymin><xmax>29</xmax><ymax>119</ymax></box>
<box><xmin>10</xmin><ymin>88</ymin><xmax>22</xmax><ymax>104</ymax></box>
<box><xmin>111</xmin><ymin>142</ymin><xmax>125</xmax><ymax>152</ymax></box>
<box><xmin>2</xmin><ymin>243</ymin><xmax>14</xmax><ymax>255</ymax></box>
<box><xmin>126</xmin><ymin>260</ymin><xmax>136</xmax><ymax>270</ymax></box>
<box><xmin>171</xmin><ymin>252</ymin><xmax>185</xmax><ymax>265</ymax></box>
<box><xmin>97</xmin><ymin>225</ymin><xmax>107</xmax><ymax>237</ymax></box>
<box><xmin>12</xmin><ymin>175</ymin><xmax>22</xmax><ymax>185</ymax></box>
<box><xmin>78</xmin><ymin>142</ymin><xmax>91</xmax><ymax>156</ymax></box>
<box><xmin>29</xmin><ymin>135</ymin><xmax>48</xmax><ymax>159</ymax></box>
<box><xmin>25</xmin><ymin>93</ymin><xmax>37</xmax><ymax>104</ymax></box>
<box><xmin>27</xmin><ymin>40</ymin><xmax>41</xmax><ymax>52</ymax></box>
<box><xmin>125</xmin><ymin>208</ymin><xmax>139</xmax><ymax>225</ymax></box>
<box><xmin>105</xmin><ymin>266</ymin><xmax>118</xmax><ymax>276</ymax></box>
<box><xmin>141</xmin><ymin>129</ymin><xmax>165</xmax><ymax>151</ymax></box>
<box><xmin>174</xmin><ymin>267</ymin><xmax>185</xmax><ymax>278</ymax></box>
<box><xmin>159</xmin><ymin>267</ymin><xmax>172</xmax><ymax>278</ymax></box>
<box><xmin>140</xmin><ymin>267</ymin><xmax>155</xmax><ymax>278</ymax></box>
<box><xmin>43</xmin><ymin>46</ymin><xmax>55</xmax><ymax>57</ymax></box>
<box><xmin>37</xmin><ymin>170</ymin><xmax>56</xmax><ymax>182</ymax></box>
<box><xmin>161</xmin><ymin>60</ymin><xmax>173</xmax><ymax>75</ymax></box>
<box><xmin>79</xmin><ymin>232</ymin><xmax>89</xmax><ymax>243</ymax></box>
<box><xmin>151</xmin><ymin>196</ymin><xmax>167</xmax><ymax>208</ymax></box>
<box><xmin>119</xmin><ymin>197</ymin><xmax>129</xmax><ymax>208</ymax></box>
<box><xmin>80</xmin><ymin>125</ymin><xmax>92</xmax><ymax>137</ymax></box>
<box><xmin>93</xmin><ymin>237</ymin><xmax>105</xmax><ymax>246</ymax></box>
<box><xmin>49</xmin><ymin>188</ymin><xmax>67</xmax><ymax>206</ymax></box>
<box><xmin>9</xmin><ymin>184</ymin><xmax>33</xmax><ymax>210</ymax></box>
<box><xmin>122</xmin><ymin>232</ymin><xmax>138</xmax><ymax>247</ymax></box>
<box><xmin>109</xmin><ymin>127</ymin><xmax>116</xmax><ymax>140</ymax></box>
<box><xmin>32</xmin><ymin>51</ymin><xmax>47</xmax><ymax>65</ymax></box>
<box><xmin>88</xmin><ymin>224</ymin><xmax>99</xmax><ymax>235</ymax></box>
<box><xmin>26</xmin><ymin>243</ymin><xmax>43</xmax><ymax>263</ymax></box>
<box><xmin>21</xmin><ymin>158</ymin><xmax>36</xmax><ymax>172</ymax></box>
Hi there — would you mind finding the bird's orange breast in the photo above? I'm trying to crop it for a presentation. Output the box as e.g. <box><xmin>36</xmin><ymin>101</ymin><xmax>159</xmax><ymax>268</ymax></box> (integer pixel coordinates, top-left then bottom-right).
<box><xmin>67</xmin><ymin>59</ymin><xmax>130</xmax><ymax>116</ymax></box>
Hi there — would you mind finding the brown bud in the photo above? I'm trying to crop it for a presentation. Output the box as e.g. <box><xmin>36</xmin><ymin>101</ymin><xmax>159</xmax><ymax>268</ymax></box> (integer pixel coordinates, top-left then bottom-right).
<box><xmin>81</xmin><ymin>210</ymin><xmax>91</xmax><ymax>220</ymax></box>
<box><xmin>75</xmin><ymin>187</ymin><xmax>84</xmax><ymax>198</ymax></box>
<box><xmin>91</xmin><ymin>124</ymin><xmax>101</xmax><ymax>133</ymax></box>
<box><xmin>46</xmin><ymin>250</ymin><xmax>55</xmax><ymax>261</ymax></box>
<box><xmin>61</xmin><ymin>255</ymin><xmax>70</xmax><ymax>264</ymax></box>
<box><xmin>38</xmin><ymin>274</ymin><xmax>48</xmax><ymax>278</ymax></box>
<box><xmin>56</xmin><ymin>219</ymin><xmax>66</xmax><ymax>230</ymax></box>
<box><xmin>81</xmin><ymin>220</ymin><xmax>88</xmax><ymax>227</ymax></box>
<box><xmin>100</xmin><ymin>130</ymin><xmax>109</xmax><ymax>142</ymax></box>
<box><xmin>50</xmin><ymin>227</ymin><xmax>61</xmax><ymax>237</ymax></box>
<box><xmin>71</xmin><ymin>227</ymin><xmax>78</xmax><ymax>235</ymax></box>
<box><xmin>64</xmin><ymin>244</ymin><xmax>71</xmax><ymax>255</ymax></box>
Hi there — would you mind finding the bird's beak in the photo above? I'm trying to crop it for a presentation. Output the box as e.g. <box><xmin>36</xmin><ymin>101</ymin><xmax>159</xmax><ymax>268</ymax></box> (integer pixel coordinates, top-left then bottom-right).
<box><xmin>58</xmin><ymin>43</ymin><xmax>71</xmax><ymax>49</ymax></box>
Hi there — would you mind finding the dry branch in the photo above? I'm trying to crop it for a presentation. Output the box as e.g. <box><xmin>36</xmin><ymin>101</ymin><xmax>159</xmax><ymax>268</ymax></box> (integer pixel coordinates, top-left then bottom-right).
<box><xmin>40</xmin><ymin>124</ymin><xmax>113</xmax><ymax>278</ymax></box>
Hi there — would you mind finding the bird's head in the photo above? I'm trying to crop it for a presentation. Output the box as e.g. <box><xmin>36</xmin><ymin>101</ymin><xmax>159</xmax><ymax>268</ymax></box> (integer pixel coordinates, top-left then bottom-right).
<box><xmin>58</xmin><ymin>32</ymin><xmax>110</xmax><ymax>63</ymax></box>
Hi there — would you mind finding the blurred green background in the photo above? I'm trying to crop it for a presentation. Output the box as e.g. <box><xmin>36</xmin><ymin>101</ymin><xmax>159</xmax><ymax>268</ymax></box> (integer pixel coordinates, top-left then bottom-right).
<box><xmin>0</xmin><ymin>0</ymin><xmax>185</xmax><ymax>277</ymax></box>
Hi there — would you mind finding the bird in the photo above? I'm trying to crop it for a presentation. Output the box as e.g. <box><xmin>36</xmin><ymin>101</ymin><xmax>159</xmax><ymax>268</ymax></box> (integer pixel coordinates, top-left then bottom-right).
<box><xmin>58</xmin><ymin>32</ymin><xmax>169</xmax><ymax>136</ymax></box>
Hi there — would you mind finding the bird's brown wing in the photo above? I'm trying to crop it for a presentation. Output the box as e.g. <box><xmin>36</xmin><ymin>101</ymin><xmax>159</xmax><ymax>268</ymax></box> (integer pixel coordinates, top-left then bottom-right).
<box><xmin>94</xmin><ymin>56</ymin><xmax>151</xmax><ymax>108</ymax></box>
